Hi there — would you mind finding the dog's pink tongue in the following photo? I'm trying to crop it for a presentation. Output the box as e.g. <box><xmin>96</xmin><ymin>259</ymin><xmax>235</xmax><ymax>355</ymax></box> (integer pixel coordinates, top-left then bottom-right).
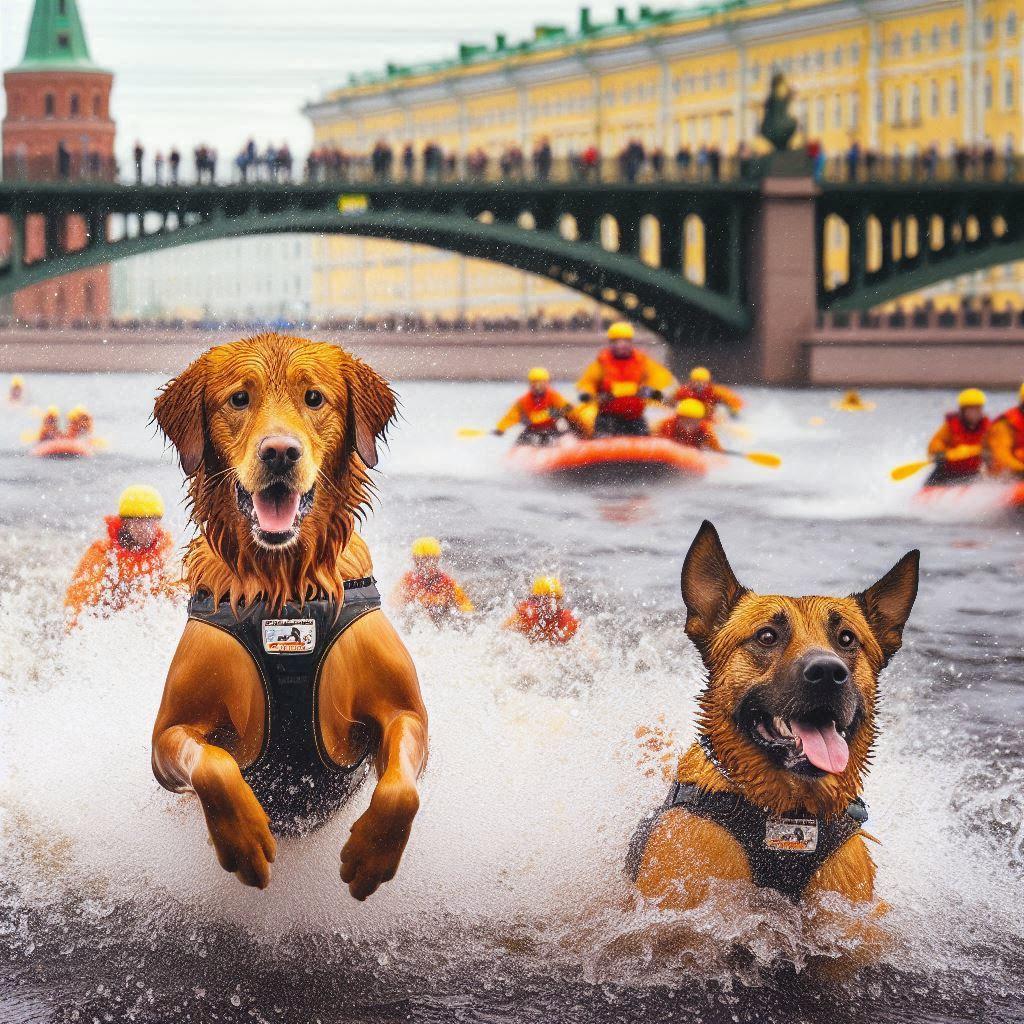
<box><xmin>252</xmin><ymin>488</ymin><xmax>300</xmax><ymax>533</ymax></box>
<box><xmin>791</xmin><ymin>720</ymin><xmax>849</xmax><ymax>774</ymax></box>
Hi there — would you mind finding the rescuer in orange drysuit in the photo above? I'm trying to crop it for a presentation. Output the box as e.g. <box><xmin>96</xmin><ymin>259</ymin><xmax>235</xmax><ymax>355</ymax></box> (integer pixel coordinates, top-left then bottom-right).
<box><xmin>656</xmin><ymin>398</ymin><xmax>725</xmax><ymax>452</ymax></box>
<box><xmin>494</xmin><ymin>367</ymin><xmax>573</xmax><ymax>446</ymax></box>
<box><xmin>36</xmin><ymin>406</ymin><xmax>62</xmax><ymax>442</ymax></box>
<box><xmin>576</xmin><ymin>321</ymin><xmax>674</xmax><ymax>437</ymax></box>
<box><xmin>393</xmin><ymin>537</ymin><xmax>475</xmax><ymax>623</ymax></box>
<box><xmin>925</xmin><ymin>388</ymin><xmax>990</xmax><ymax>486</ymax></box>
<box><xmin>65</xmin><ymin>485</ymin><xmax>180</xmax><ymax>626</ymax></box>
<box><xmin>504</xmin><ymin>576</ymin><xmax>580</xmax><ymax>645</ymax></box>
<box><xmin>65</xmin><ymin>405</ymin><xmax>95</xmax><ymax>440</ymax></box>
<box><xmin>673</xmin><ymin>366</ymin><xmax>744</xmax><ymax>418</ymax></box>
<box><xmin>986</xmin><ymin>382</ymin><xmax>1024</xmax><ymax>477</ymax></box>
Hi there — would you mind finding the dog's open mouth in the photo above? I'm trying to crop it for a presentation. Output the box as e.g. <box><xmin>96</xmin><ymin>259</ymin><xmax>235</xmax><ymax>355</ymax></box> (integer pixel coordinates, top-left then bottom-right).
<box><xmin>746</xmin><ymin>713</ymin><xmax>853</xmax><ymax>777</ymax></box>
<box><xmin>236</xmin><ymin>481</ymin><xmax>315</xmax><ymax>547</ymax></box>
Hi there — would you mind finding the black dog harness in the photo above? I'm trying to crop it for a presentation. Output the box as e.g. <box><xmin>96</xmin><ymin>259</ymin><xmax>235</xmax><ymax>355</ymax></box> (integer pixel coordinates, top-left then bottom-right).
<box><xmin>627</xmin><ymin>735</ymin><xmax>868</xmax><ymax>901</ymax></box>
<box><xmin>188</xmin><ymin>577</ymin><xmax>381</xmax><ymax>836</ymax></box>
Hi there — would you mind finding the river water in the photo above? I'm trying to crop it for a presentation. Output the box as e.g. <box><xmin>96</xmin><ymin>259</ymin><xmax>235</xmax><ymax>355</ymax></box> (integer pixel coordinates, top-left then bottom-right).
<box><xmin>0</xmin><ymin>373</ymin><xmax>1022</xmax><ymax>1024</ymax></box>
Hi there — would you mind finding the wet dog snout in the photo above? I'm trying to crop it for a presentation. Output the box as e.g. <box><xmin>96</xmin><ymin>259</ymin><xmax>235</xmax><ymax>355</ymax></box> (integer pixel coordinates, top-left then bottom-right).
<box><xmin>801</xmin><ymin>653</ymin><xmax>849</xmax><ymax>688</ymax></box>
<box><xmin>259</xmin><ymin>434</ymin><xmax>303</xmax><ymax>474</ymax></box>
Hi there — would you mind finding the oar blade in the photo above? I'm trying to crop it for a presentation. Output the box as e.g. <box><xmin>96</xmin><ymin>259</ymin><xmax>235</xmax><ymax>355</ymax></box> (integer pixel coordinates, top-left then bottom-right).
<box><xmin>745</xmin><ymin>451</ymin><xmax>781</xmax><ymax>468</ymax></box>
<box><xmin>457</xmin><ymin>428</ymin><xmax>486</xmax><ymax>439</ymax></box>
<box><xmin>890</xmin><ymin>460</ymin><xmax>931</xmax><ymax>481</ymax></box>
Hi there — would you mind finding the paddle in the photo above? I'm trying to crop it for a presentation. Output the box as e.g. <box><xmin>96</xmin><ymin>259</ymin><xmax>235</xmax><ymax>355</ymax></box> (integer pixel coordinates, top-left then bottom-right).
<box><xmin>890</xmin><ymin>444</ymin><xmax>981</xmax><ymax>481</ymax></box>
<box><xmin>723</xmin><ymin>449</ymin><xmax>781</xmax><ymax>468</ymax></box>
<box><xmin>457</xmin><ymin>428</ymin><xmax>488</xmax><ymax>439</ymax></box>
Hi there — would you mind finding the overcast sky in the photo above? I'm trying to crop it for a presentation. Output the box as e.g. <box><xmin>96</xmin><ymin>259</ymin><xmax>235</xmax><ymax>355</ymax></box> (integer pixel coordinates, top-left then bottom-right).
<box><xmin>1</xmin><ymin>1</ymin><xmax>635</xmax><ymax>172</ymax></box>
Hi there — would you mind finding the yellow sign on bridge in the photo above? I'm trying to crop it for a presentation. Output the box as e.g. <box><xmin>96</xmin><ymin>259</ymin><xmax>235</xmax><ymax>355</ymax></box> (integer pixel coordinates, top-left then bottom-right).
<box><xmin>337</xmin><ymin>194</ymin><xmax>369</xmax><ymax>215</ymax></box>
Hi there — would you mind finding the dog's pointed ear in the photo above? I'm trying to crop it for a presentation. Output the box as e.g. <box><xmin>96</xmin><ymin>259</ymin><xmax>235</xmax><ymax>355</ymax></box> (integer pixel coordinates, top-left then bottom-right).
<box><xmin>681</xmin><ymin>520</ymin><xmax>746</xmax><ymax>655</ymax></box>
<box><xmin>855</xmin><ymin>549</ymin><xmax>920</xmax><ymax>666</ymax></box>
<box><xmin>345</xmin><ymin>359</ymin><xmax>396</xmax><ymax>470</ymax></box>
<box><xmin>154</xmin><ymin>354</ymin><xmax>208</xmax><ymax>476</ymax></box>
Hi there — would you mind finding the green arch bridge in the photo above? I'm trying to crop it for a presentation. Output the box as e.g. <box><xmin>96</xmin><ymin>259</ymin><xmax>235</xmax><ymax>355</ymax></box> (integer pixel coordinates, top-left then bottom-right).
<box><xmin>1</xmin><ymin>171</ymin><xmax>1022</xmax><ymax>382</ymax></box>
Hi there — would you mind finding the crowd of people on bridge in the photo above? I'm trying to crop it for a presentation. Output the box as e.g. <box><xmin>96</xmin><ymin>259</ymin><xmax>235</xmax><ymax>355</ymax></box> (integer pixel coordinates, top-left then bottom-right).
<box><xmin>132</xmin><ymin>141</ymin><xmax>218</xmax><ymax>185</ymax></box>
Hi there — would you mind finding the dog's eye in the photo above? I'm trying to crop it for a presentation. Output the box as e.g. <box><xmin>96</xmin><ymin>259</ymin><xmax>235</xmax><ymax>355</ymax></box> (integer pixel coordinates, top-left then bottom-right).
<box><xmin>229</xmin><ymin>390</ymin><xmax>249</xmax><ymax>410</ymax></box>
<box><xmin>304</xmin><ymin>389</ymin><xmax>325</xmax><ymax>409</ymax></box>
<box><xmin>756</xmin><ymin>627</ymin><xmax>778</xmax><ymax>647</ymax></box>
<box><xmin>837</xmin><ymin>628</ymin><xmax>857</xmax><ymax>648</ymax></box>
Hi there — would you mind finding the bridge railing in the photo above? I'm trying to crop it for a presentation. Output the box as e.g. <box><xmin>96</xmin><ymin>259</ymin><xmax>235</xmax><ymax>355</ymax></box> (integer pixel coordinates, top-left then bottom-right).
<box><xmin>821</xmin><ymin>154</ymin><xmax>1024</xmax><ymax>185</ymax></box>
<box><xmin>2</xmin><ymin>154</ymin><xmax>119</xmax><ymax>183</ymax></box>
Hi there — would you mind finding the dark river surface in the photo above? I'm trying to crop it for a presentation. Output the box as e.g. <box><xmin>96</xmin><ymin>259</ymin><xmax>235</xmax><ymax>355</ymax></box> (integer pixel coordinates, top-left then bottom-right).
<box><xmin>0</xmin><ymin>374</ymin><xmax>1022</xmax><ymax>1023</ymax></box>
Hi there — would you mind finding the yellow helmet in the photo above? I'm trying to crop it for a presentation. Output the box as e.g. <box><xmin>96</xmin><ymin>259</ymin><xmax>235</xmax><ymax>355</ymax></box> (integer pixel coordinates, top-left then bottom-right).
<box><xmin>607</xmin><ymin>321</ymin><xmax>634</xmax><ymax>342</ymax></box>
<box><xmin>527</xmin><ymin>367</ymin><xmax>550</xmax><ymax>383</ymax></box>
<box><xmin>957</xmin><ymin>387</ymin><xmax>986</xmax><ymax>408</ymax></box>
<box><xmin>10</xmin><ymin>375</ymin><xmax>23</xmax><ymax>387</ymax></box>
<box><xmin>532</xmin><ymin>575</ymin><xmax>564</xmax><ymax>598</ymax></box>
<box><xmin>1018</xmin><ymin>381</ymin><xmax>1024</xmax><ymax>402</ymax></box>
<box><xmin>118</xmin><ymin>484</ymin><xmax>165</xmax><ymax>519</ymax></box>
<box><xmin>412</xmin><ymin>536</ymin><xmax>442</xmax><ymax>558</ymax></box>
<box><xmin>676</xmin><ymin>398</ymin><xmax>706</xmax><ymax>419</ymax></box>
<box><xmin>689</xmin><ymin>366</ymin><xmax>712</xmax><ymax>383</ymax></box>
<box><xmin>44</xmin><ymin>405</ymin><xmax>59</xmax><ymax>418</ymax></box>
<box><xmin>68</xmin><ymin>405</ymin><xmax>89</xmax><ymax>420</ymax></box>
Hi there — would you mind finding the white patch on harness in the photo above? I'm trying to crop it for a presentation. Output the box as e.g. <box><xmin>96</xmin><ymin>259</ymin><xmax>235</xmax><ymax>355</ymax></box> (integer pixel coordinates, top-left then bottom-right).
<box><xmin>262</xmin><ymin>618</ymin><xmax>316</xmax><ymax>654</ymax></box>
<box><xmin>765</xmin><ymin>815</ymin><xmax>819</xmax><ymax>853</ymax></box>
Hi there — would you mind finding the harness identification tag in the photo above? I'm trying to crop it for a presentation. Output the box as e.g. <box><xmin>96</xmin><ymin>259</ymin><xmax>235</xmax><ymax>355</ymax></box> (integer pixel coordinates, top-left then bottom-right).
<box><xmin>764</xmin><ymin>815</ymin><xmax>819</xmax><ymax>853</ymax></box>
<box><xmin>262</xmin><ymin>618</ymin><xmax>316</xmax><ymax>654</ymax></box>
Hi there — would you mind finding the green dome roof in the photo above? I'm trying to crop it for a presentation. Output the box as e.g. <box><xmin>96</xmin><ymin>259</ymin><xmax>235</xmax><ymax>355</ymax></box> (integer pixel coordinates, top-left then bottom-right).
<box><xmin>9</xmin><ymin>0</ymin><xmax>107</xmax><ymax>73</ymax></box>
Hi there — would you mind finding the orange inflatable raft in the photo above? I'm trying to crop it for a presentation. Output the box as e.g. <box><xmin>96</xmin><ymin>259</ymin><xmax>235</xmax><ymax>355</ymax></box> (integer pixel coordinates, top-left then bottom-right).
<box><xmin>506</xmin><ymin>436</ymin><xmax>708</xmax><ymax>480</ymax></box>
<box><xmin>30</xmin><ymin>438</ymin><xmax>94</xmax><ymax>459</ymax></box>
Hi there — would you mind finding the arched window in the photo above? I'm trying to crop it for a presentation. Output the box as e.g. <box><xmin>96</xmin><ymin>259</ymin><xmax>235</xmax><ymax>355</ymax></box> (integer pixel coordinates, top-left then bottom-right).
<box><xmin>69</xmin><ymin>93</ymin><xmax>79</xmax><ymax>116</ymax></box>
<box><xmin>1005</xmin><ymin>69</ymin><xmax>1015</xmax><ymax>110</ymax></box>
<box><xmin>949</xmin><ymin>77</ymin><xmax>960</xmax><ymax>115</ymax></box>
<box><xmin>910</xmin><ymin>84</ymin><xmax>921</xmax><ymax>122</ymax></box>
<box><xmin>930</xmin><ymin>79</ymin><xmax>940</xmax><ymax>117</ymax></box>
<box><xmin>891</xmin><ymin>87</ymin><xmax>903</xmax><ymax>125</ymax></box>
<box><xmin>44</xmin><ymin>93</ymin><xmax>55</xmax><ymax>117</ymax></box>
<box><xmin>950</xmin><ymin>22</ymin><xmax>961</xmax><ymax>47</ymax></box>
<box><xmin>92</xmin><ymin>93</ymin><xmax>101</xmax><ymax>116</ymax></box>
<box><xmin>1008</xmin><ymin>11</ymin><xmax>1018</xmax><ymax>37</ymax></box>
<box><xmin>984</xmin><ymin>73</ymin><xmax>994</xmax><ymax>111</ymax></box>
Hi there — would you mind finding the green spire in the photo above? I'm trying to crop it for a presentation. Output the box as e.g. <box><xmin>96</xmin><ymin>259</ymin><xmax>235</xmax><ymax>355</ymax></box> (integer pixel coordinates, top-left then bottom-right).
<box><xmin>11</xmin><ymin>0</ymin><xmax>105</xmax><ymax>72</ymax></box>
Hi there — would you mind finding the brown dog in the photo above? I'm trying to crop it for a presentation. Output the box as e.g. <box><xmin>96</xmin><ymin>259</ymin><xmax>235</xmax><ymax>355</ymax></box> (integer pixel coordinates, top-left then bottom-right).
<box><xmin>630</xmin><ymin>520</ymin><xmax>918</xmax><ymax>916</ymax></box>
<box><xmin>151</xmin><ymin>333</ymin><xmax>427</xmax><ymax>899</ymax></box>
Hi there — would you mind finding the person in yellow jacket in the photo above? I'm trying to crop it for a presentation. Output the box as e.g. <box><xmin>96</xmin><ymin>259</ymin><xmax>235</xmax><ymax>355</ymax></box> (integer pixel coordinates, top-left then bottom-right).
<box><xmin>8</xmin><ymin>375</ymin><xmax>24</xmax><ymax>404</ymax></box>
<box><xmin>65</xmin><ymin>405</ymin><xmax>95</xmax><ymax>440</ymax></box>
<box><xmin>392</xmin><ymin>537</ymin><xmax>475</xmax><ymax>624</ymax></box>
<box><xmin>494</xmin><ymin>368</ymin><xmax>573</xmax><ymax>446</ymax></box>
<box><xmin>673</xmin><ymin>366</ymin><xmax>744</xmax><ymax>419</ymax></box>
<box><xmin>986</xmin><ymin>382</ymin><xmax>1024</xmax><ymax>476</ymax></box>
<box><xmin>576</xmin><ymin>322</ymin><xmax>675</xmax><ymax>437</ymax></box>
<box><xmin>35</xmin><ymin>405</ymin><xmax>62</xmax><ymax>443</ymax></box>
<box><xmin>925</xmin><ymin>388</ymin><xmax>990</xmax><ymax>486</ymax></box>
<box><xmin>65</xmin><ymin>485</ymin><xmax>181</xmax><ymax>626</ymax></box>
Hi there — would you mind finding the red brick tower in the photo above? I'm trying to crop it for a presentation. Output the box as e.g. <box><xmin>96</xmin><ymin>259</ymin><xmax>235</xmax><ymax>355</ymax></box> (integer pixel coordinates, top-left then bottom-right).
<box><xmin>2</xmin><ymin>0</ymin><xmax>115</xmax><ymax>323</ymax></box>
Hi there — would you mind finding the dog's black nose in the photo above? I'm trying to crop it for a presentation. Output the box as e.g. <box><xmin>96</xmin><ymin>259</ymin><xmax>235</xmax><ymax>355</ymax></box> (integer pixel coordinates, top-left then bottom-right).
<box><xmin>259</xmin><ymin>434</ymin><xmax>303</xmax><ymax>473</ymax></box>
<box><xmin>802</xmin><ymin>654</ymin><xmax>849</xmax><ymax>687</ymax></box>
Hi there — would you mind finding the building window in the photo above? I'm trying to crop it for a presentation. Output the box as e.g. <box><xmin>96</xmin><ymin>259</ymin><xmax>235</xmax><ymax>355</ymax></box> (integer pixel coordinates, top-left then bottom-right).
<box><xmin>1005</xmin><ymin>69</ymin><xmax>1015</xmax><ymax>110</ymax></box>
<box><xmin>815</xmin><ymin>49</ymin><xmax>824</xmax><ymax>70</ymax></box>
<box><xmin>983</xmin><ymin>17</ymin><xmax>994</xmax><ymax>43</ymax></box>
<box><xmin>58</xmin><ymin>0</ymin><xmax>66</xmax><ymax>12</ymax></box>
<box><xmin>891</xmin><ymin>87</ymin><xmax>903</xmax><ymax>125</ymax></box>
<box><xmin>931</xmin><ymin>25</ymin><xmax>941</xmax><ymax>50</ymax></box>
<box><xmin>984</xmin><ymin>73</ymin><xmax>993</xmax><ymax>111</ymax></box>
<box><xmin>911</xmin><ymin>29</ymin><xmax>922</xmax><ymax>53</ymax></box>
<box><xmin>750</xmin><ymin>60</ymin><xmax>760</xmax><ymax>82</ymax></box>
<box><xmin>44</xmin><ymin>93</ymin><xmax>55</xmax><ymax>117</ymax></box>
<box><xmin>930</xmin><ymin>79</ymin><xmax>940</xmax><ymax>116</ymax></box>
<box><xmin>833</xmin><ymin>45</ymin><xmax>843</xmax><ymax>67</ymax></box>
<box><xmin>849</xmin><ymin>92</ymin><xmax>860</xmax><ymax>130</ymax></box>
<box><xmin>850</xmin><ymin>42</ymin><xmax>860</xmax><ymax>64</ymax></box>
<box><xmin>814</xmin><ymin>96</ymin><xmax>825</xmax><ymax>133</ymax></box>
<box><xmin>833</xmin><ymin>93</ymin><xmax>842</xmax><ymax>128</ymax></box>
<box><xmin>57</xmin><ymin>32</ymin><xmax>70</xmax><ymax>49</ymax></box>
<box><xmin>1008</xmin><ymin>11</ymin><xmax>1018</xmax><ymax>38</ymax></box>
<box><xmin>891</xmin><ymin>32</ymin><xmax>902</xmax><ymax>57</ymax></box>
<box><xmin>874</xmin><ymin>90</ymin><xmax>883</xmax><ymax>125</ymax></box>
<box><xmin>69</xmin><ymin>93</ymin><xmax>79</xmax><ymax>116</ymax></box>
<box><xmin>800</xmin><ymin>52</ymin><xmax>810</xmax><ymax>73</ymax></box>
<box><xmin>717</xmin><ymin>68</ymin><xmax>727</xmax><ymax>88</ymax></box>
<box><xmin>949</xmin><ymin>76</ymin><xmax>959</xmax><ymax>114</ymax></box>
<box><xmin>950</xmin><ymin>21</ymin><xmax>961</xmax><ymax>47</ymax></box>
<box><xmin>910</xmin><ymin>84</ymin><xmax>921</xmax><ymax>122</ymax></box>
<box><xmin>703</xmin><ymin>70</ymin><xmax>711</xmax><ymax>91</ymax></box>
<box><xmin>92</xmin><ymin>93</ymin><xmax>101</xmax><ymax>116</ymax></box>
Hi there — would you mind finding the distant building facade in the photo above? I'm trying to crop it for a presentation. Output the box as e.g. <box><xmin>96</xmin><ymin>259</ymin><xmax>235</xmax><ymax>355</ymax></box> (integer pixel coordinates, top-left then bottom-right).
<box><xmin>305</xmin><ymin>0</ymin><xmax>1024</xmax><ymax>314</ymax></box>
<box><xmin>111</xmin><ymin>236</ymin><xmax>313</xmax><ymax>322</ymax></box>
<box><xmin>1</xmin><ymin>0</ymin><xmax>115</xmax><ymax>322</ymax></box>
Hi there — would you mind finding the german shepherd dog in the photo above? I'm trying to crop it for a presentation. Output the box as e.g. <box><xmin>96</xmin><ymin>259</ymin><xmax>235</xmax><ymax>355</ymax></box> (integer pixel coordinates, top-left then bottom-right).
<box><xmin>630</xmin><ymin>521</ymin><xmax>918</xmax><ymax>921</ymax></box>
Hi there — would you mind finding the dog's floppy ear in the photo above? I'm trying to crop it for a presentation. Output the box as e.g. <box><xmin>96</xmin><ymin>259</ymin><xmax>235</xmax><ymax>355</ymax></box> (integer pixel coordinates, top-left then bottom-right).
<box><xmin>681</xmin><ymin>520</ymin><xmax>746</xmax><ymax>655</ymax></box>
<box><xmin>154</xmin><ymin>354</ymin><xmax>208</xmax><ymax>476</ymax></box>
<box><xmin>345</xmin><ymin>359</ymin><xmax>396</xmax><ymax>470</ymax></box>
<box><xmin>855</xmin><ymin>549</ymin><xmax>920</xmax><ymax>666</ymax></box>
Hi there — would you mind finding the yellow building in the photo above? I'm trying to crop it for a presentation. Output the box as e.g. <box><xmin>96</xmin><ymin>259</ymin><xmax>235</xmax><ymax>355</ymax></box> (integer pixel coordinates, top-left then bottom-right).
<box><xmin>304</xmin><ymin>0</ymin><xmax>1024</xmax><ymax>319</ymax></box>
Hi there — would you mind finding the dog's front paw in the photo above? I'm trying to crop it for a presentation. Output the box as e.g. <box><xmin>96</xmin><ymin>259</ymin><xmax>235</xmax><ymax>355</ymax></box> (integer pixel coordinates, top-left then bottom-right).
<box><xmin>194</xmin><ymin>757</ymin><xmax>277</xmax><ymax>889</ymax></box>
<box><xmin>340</xmin><ymin>778</ymin><xmax>419</xmax><ymax>900</ymax></box>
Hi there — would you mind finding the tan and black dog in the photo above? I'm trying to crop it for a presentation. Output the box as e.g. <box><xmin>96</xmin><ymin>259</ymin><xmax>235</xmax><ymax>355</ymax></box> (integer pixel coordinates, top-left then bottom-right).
<box><xmin>151</xmin><ymin>333</ymin><xmax>427</xmax><ymax>900</ymax></box>
<box><xmin>630</xmin><ymin>520</ymin><xmax>918</xmax><ymax>913</ymax></box>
